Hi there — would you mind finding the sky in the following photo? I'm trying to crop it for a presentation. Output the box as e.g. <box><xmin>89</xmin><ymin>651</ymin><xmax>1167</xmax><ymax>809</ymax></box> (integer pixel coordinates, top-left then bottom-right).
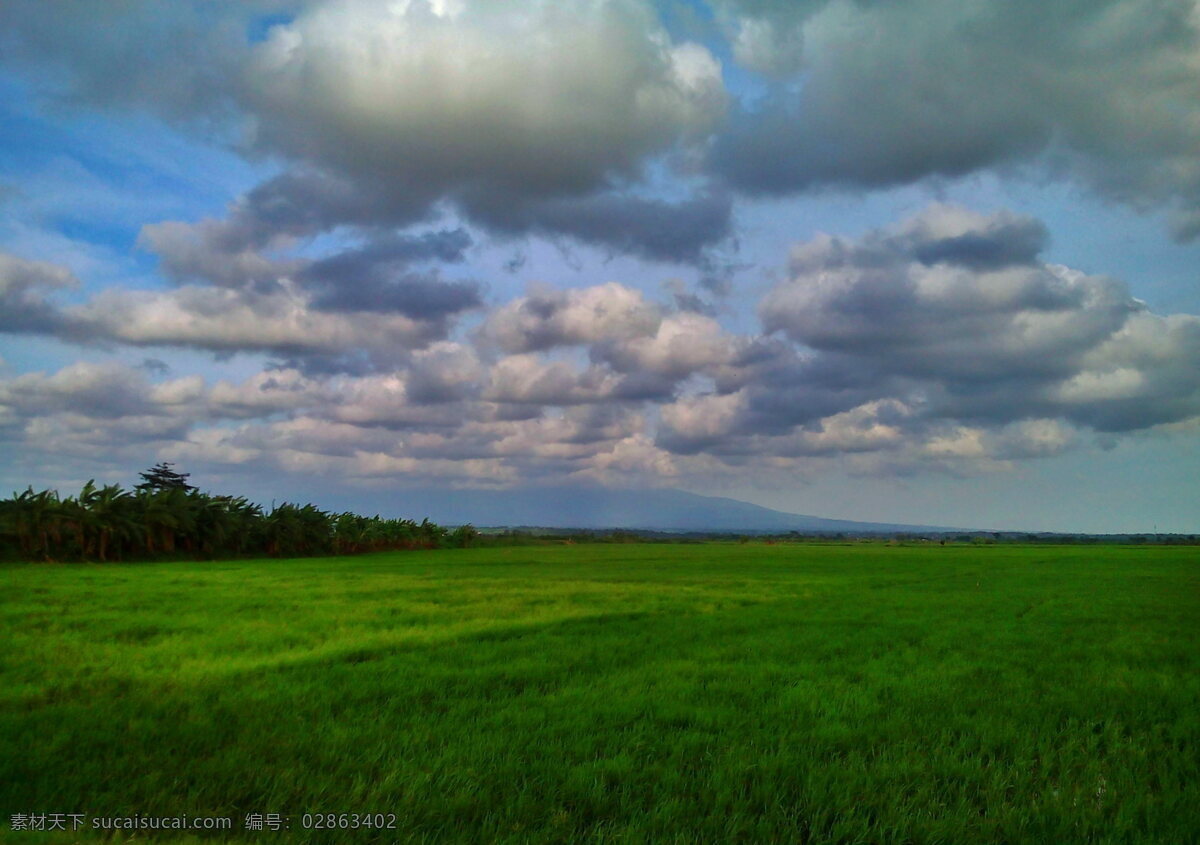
<box><xmin>1</xmin><ymin>0</ymin><xmax>1198</xmax><ymax>533</ymax></box>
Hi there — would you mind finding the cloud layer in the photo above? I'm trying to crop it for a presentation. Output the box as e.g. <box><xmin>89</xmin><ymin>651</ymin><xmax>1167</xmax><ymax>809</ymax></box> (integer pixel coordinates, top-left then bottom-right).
<box><xmin>3</xmin><ymin>206</ymin><xmax>1198</xmax><ymax>491</ymax></box>
<box><xmin>8</xmin><ymin>0</ymin><xmax>1200</xmax><ymax>243</ymax></box>
<box><xmin>2</xmin><ymin>2</ymin><xmax>1199</xmax><ymax>519</ymax></box>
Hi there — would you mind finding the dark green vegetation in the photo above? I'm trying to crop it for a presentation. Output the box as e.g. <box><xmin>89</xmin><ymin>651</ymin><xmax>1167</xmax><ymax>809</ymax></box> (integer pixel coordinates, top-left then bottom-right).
<box><xmin>0</xmin><ymin>470</ymin><xmax>475</xmax><ymax>562</ymax></box>
<box><xmin>3</xmin><ymin>544</ymin><xmax>1198</xmax><ymax>843</ymax></box>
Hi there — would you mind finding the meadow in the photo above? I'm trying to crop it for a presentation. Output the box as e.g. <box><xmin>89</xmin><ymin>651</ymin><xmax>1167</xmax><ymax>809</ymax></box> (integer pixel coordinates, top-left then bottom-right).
<box><xmin>2</xmin><ymin>543</ymin><xmax>1197</xmax><ymax>843</ymax></box>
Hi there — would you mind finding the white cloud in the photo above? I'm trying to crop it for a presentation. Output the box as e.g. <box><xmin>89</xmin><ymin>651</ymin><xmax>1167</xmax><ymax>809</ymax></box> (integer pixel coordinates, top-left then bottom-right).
<box><xmin>481</xmin><ymin>282</ymin><xmax>663</xmax><ymax>353</ymax></box>
<box><xmin>245</xmin><ymin>0</ymin><xmax>724</xmax><ymax>199</ymax></box>
<box><xmin>601</xmin><ymin>312</ymin><xmax>739</xmax><ymax>377</ymax></box>
<box><xmin>67</xmin><ymin>282</ymin><xmax>446</xmax><ymax>361</ymax></box>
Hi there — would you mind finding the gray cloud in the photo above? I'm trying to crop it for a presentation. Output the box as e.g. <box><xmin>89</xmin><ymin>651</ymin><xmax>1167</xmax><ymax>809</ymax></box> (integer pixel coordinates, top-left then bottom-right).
<box><xmin>462</xmin><ymin>188</ymin><xmax>733</xmax><ymax>264</ymax></box>
<box><xmin>482</xmin><ymin>355</ymin><xmax>682</xmax><ymax>408</ymax></box>
<box><xmin>239</xmin><ymin>168</ymin><xmax>434</xmax><ymax>238</ymax></box>
<box><xmin>138</xmin><ymin>358</ymin><xmax>171</xmax><ymax>376</ymax></box>
<box><xmin>895</xmin><ymin>209</ymin><xmax>1050</xmax><ymax>271</ymax></box>
<box><xmin>137</xmin><ymin>218</ymin><xmax>297</xmax><ymax>290</ymax></box>
<box><xmin>136</xmin><ymin>171</ymin><xmax>447</xmax><ymax>291</ymax></box>
<box><xmin>711</xmin><ymin>0</ymin><xmax>1200</xmax><ymax>238</ymax></box>
<box><xmin>305</xmin><ymin>230</ymin><xmax>472</xmax><ymax>275</ymax></box>
<box><xmin>401</xmin><ymin>342</ymin><xmax>486</xmax><ymax>405</ymax></box>
<box><xmin>0</xmin><ymin>0</ymin><xmax>257</xmax><ymax>118</ymax></box>
<box><xmin>299</xmin><ymin>230</ymin><xmax>482</xmax><ymax>319</ymax></box>
<box><xmin>1044</xmin><ymin>312</ymin><xmax>1200</xmax><ymax>432</ymax></box>
<box><xmin>664</xmin><ymin>279</ymin><xmax>718</xmax><ymax>316</ymax></box>
<box><xmin>758</xmin><ymin>206</ymin><xmax>1200</xmax><ymax>431</ymax></box>
<box><xmin>140</xmin><ymin>207</ymin><xmax>481</xmax><ymax>337</ymax></box>
<box><xmin>0</xmin><ymin>252</ymin><xmax>77</xmax><ymax>334</ymax></box>
<box><xmin>0</xmin><ymin>362</ymin><xmax>155</xmax><ymax>420</ymax></box>
<box><xmin>656</xmin><ymin>204</ymin><xmax>1200</xmax><ymax>463</ymax></box>
<box><xmin>63</xmin><ymin>283</ymin><xmax>451</xmax><ymax>368</ymax></box>
<box><xmin>307</xmin><ymin>272</ymin><xmax>482</xmax><ymax>320</ymax></box>
<box><xmin>118</xmin><ymin>221</ymin><xmax>485</xmax><ymax>372</ymax></box>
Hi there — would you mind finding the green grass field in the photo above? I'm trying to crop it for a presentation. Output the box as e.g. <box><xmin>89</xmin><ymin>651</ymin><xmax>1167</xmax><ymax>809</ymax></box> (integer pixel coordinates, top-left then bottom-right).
<box><xmin>2</xmin><ymin>543</ymin><xmax>1198</xmax><ymax>843</ymax></box>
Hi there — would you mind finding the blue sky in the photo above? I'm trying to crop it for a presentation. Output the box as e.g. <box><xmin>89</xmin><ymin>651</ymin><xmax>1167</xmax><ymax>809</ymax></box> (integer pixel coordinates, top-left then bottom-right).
<box><xmin>1</xmin><ymin>0</ymin><xmax>1198</xmax><ymax>532</ymax></box>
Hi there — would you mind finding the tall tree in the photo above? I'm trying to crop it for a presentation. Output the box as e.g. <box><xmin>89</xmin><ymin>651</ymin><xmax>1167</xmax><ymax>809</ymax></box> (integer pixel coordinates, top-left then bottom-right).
<box><xmin>135</xmin><ymin>462</ymin><xmax>196</xmax><ymax>493</ymax></box>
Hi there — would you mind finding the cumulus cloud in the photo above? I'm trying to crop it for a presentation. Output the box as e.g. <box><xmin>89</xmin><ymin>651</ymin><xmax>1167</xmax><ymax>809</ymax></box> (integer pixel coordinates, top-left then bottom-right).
<box><xmin>0</xmin><ymin>252</ymin><xmax>78</xmax><ymax>333</ymax></box>
<box><xmin>484</xmin><ymin>356</ymin><xmax>624</xmax><ymax>406</ymax></box>
<box><xmin>462</xmin><ymin>189</ymin><xmax>733</xmax><ymax>264</ymax></box>
<box><xmin>9</xmin><ymin>0</ymin><xmax>1200</xmax><ymax>256</ymax></box>
<box><xmin>299</xmin><ymin>230</ymin><xmax>481</xmax><ymax>318</ymax></box>
<box><xmin>0</xmin><ymin>242</ymin><xmax>477</xmax><ymax>374</ymax></box>
<box><xmin>5</xmin><ymin>0</ymin><xmax>733</xmax><ymax>263</ymax></box>
<box><xmin>478</xmin><ymin>285</ymin><xmax>743</xmax><ymax>404</ymax></box>
<box><xmin>758</xmin><ymin>205</ymin><xmax>1200</xmax><ymax>431</ymax></box>
<box><xmin>134</xmin><ymin>205</ymin><xmax>482</xmax><ymax>365</ymax></box>
<box><xmin>400</xmin><ymin>342</ymin><xmax>486</xmax><ymax>405</ymax></box>
<box><xmin>139</xmin><ymin>185</ymin><xmax>480</xmax><ymax>310</ymax></box>
<box><xmin>1053</xmin><ymin>311</ymin><xmax>1200</xmax><ymax>431</ymax></box>
<box><xmin>3</xmin><ymin>206</ymin><xmax>1199</xmax><ymax>492</ymax></box>
<box><xmin>0</xmin><ymin>362</ymin><xmax>154</xmax><ymax>420</ymax></box>
<box><xmin>137</xmin><ymin>217</ymin><xmax>296</xmax><ymax>290</ymax></box>
<box><xmin>136</xmin><ymin>170</ymin><xmax>464</xmax><ymax>290</ymax></box>
<box><xmin>10</xmin><ymin>0</ymin><xmax>1198</xmax><ymax>499</ymax></box>
<box><xmin>244</xmin><ymin>1</ymin><xmax>724</xmax><ymax>199</ymax></box>
<box><xmin>711</xmin><ymin>0</ymin><xmax>1200</xmax><ymax>238</ymax></box>
<box><xmin>650</xmin><ymin>204</ymin><xmax>1200</xmax><ymax>473</ymax></box>
<box><xmin>66</xmin><ymin>282</ymin><xmax>448</xmax><ymax>363</ymax></box>
<box><xmin>480</xmin><ymin>282</ymin><xmax>663</xmax><ymax>353</ymax></box>
<box><xmin>597</xmin><ymin>312</ymin><xmax>740</xmax><ymax>377</ymax></box>
<box><xmin>231</xmin><ymin>0</ymin><xmax>729</xmax><ymax>259</ymax></box>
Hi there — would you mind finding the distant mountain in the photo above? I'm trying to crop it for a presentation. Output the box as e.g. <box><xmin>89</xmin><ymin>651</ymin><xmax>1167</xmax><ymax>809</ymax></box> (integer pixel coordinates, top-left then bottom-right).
<box><xmin>369</xmin><ymin>486</ymin><xmax>959</xmax><ymax>534</ymax></box>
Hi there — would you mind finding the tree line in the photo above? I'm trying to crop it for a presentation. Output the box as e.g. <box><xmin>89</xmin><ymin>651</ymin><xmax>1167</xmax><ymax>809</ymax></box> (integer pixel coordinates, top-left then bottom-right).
<box><xmin>0</xmin><ymin>463</ymin><xmax>477</xmax><ymax>562</ymax></box>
